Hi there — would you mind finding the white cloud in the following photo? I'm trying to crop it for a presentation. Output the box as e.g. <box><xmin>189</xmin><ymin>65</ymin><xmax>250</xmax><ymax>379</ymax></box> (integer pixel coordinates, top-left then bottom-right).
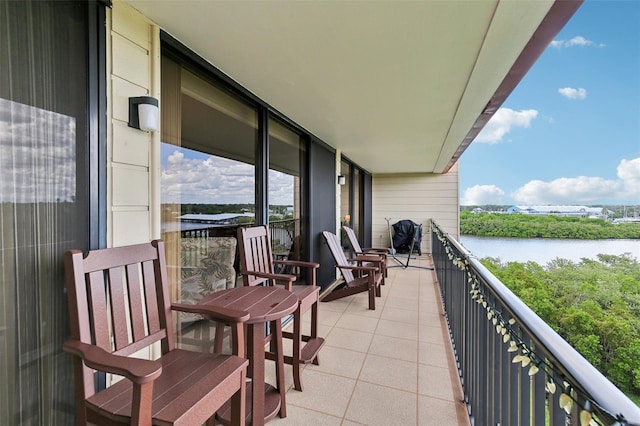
<box><xmin>550</xmin><ymin>36</ymin><xmax>605</xmax><ymax>48</ymax></box>
<box><xmin>161</xmin><ymin>147</ymin><xmax>295</xmax><ymax>205</ymax></box>
<box><xmin>511</xmin><ymin>157</ymin><xmax>640</xmax><ymax>204</ymax></box>
<box><xmin>566</xmin><ymin>36</ymin><xmax>593</xmax><ymax>47</ymax></box>
<box><xmin>461</xmin><ymin>185</ymin><xmax>505</xmax><ymax>206</ymax></box>
<box><xmin>558</xmin><ymin>87</ymin><xmax>587</xmax><ymax>100</ymax></box>
<box><xmin>475</xmin><ymin>108</ymin><xmax>538</xmax><ymax>144</ymax></box>
<box><xmin>617</xmin><ymin>157</ymin><xmax>640</xmax><ymax>197</ymax></box>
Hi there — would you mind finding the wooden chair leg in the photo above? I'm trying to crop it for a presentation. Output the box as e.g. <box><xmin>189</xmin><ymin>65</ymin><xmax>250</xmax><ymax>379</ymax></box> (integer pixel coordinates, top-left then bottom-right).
<box><xmin>229</xmin><ymin>368</ymin><xmax>246</xmax><ymax>426</ymax></box>
<box><xmin>293</xmin><ymin>307</ymin><xmax>303</xmax><ymax>391</ymax></box>
<box><xmin>131</xmin><ymin>381</ymin><xmax>154</xmax><ymax>425</ymax></box>
<box><xmin>368</xmin><ymin>276</ymin><xmax>376</xmax><ymax>310</ymax></box>
<box><xmin>311</xmin><ymin>300</ymin><xmax>320</xmax><ymax>366</ymax></box>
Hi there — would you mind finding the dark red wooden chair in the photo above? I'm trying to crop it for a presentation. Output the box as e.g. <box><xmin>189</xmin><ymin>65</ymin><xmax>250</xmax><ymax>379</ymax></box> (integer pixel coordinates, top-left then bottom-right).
<box><xmin>342</xmin><ymin>225</ymin><xmax>388</xmax><ymax>281</ymax></box>
<box><xmin>322</xmin><ymin>231</ymin><xmax>383</xmax><ymax>310</ymax></box>
<box><xmin>237</xmin><ymin>225</ymin><xmax>325</xmax><ymax>391</ymax></box>
<box><xmin>63</xmin><ymin>239</ymin><xmax>249</xmax><ymax>425</ymax></box>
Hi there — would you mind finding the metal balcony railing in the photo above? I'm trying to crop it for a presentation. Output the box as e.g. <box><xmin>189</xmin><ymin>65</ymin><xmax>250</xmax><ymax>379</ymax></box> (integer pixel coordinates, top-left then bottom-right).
<box><xmin>431</xmin><ymin>220</ymin><xmax>640</xmax><ymax>426</ymax></box>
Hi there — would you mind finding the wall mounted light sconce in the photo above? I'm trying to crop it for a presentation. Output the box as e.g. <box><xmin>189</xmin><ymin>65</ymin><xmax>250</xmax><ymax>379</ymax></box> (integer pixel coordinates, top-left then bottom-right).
<box><xmin>128</xmin><ymin>96</ymin><xmax>159</xmax><ymax>132</ymax></box>
<box><xmin>337</xmin><ymin>175</ymin><xmax>346</xmax><ymax>185</ymax></box>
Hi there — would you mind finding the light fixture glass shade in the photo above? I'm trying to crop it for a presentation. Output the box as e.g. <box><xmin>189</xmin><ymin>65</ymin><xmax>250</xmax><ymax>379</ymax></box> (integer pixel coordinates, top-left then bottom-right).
<box><xmin>128</xmin><ymin>96</ymin><xmax>159</xmax><ymax>132</ymax></box>
<box><xmin>337</xmin><ymin>175</ymin><xmax>346</xmax><ymax>185</ymax></box>
<box><xmin>138</xmin><ymin>103</ymin><xmax>159</xmax><ymax>131</ymax></box>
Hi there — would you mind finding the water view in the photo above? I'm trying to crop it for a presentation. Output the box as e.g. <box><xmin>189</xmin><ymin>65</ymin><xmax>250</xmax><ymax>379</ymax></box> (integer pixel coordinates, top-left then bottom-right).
<box><xmin>459</xmin><ymin>235</ymin><xmax>640</xmax><ymax>264</ymax></box>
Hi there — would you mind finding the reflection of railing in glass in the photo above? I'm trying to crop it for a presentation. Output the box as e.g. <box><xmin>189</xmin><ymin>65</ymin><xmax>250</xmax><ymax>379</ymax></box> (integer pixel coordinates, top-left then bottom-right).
<box><xmin>177</xmin><ymin>220</ymin><xmax>298</xmax><ymax>277</ymax></box>
<box><xmin>180</xmin><ymin>224</ymin><xmax>241</xmax><ymax>239</ymax></box>
<box><xmin>268</xmin><ymin>218</ymin><xmax>298</xmax><ymax>256</ymax></box>
<box><xmin>175</xmin><ymin>219</ymin><xmax>299</xmax><ymax>259</ymax></box>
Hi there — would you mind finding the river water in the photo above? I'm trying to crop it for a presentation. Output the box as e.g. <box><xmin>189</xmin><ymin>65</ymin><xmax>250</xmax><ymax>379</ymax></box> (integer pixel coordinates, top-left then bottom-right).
<box><xmin>459</xmin><ymin>235</ymin><xmax>640</xmax><ymax>264</ymax></box>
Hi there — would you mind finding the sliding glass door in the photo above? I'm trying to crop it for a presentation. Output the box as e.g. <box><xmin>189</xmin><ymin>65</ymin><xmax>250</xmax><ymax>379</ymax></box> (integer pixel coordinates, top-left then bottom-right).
<box><xmin>160</xmin><ymin>51</ymin><xmax>313</xmax><ymax>338</ymax></box>
<box><xmin>160</xmin><ymin>55</ymin><xmax>259</xmax><ymax>339</ymax></box>
<box><xmin>268</xmin><ymin>117</ymin><xmax>307</xmax><ymax>276</ymax></box>
<box><xmin>0</xmin><ymin>1</ymin><xmax>100</xmax><ymax>422</ymax></box>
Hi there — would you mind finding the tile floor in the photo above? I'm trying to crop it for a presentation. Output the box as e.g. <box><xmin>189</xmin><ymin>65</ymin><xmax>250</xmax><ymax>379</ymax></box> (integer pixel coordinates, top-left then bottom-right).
<box><xmin>267</xmin><ymin>254</ymin><xmax>471</xmax><ymax>426</ymax></box>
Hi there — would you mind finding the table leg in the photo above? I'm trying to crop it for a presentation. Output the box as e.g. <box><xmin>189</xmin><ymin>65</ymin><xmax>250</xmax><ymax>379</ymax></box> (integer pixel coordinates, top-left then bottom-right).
<box><xmin>249</xmin><ymin>323</ymin><xmax>265</xmax><ymax>426</ymax></box>
<box><xmin>273</xmin><ymin>319</ymin><xmax>286</xmax><ymax>418</ymax></box>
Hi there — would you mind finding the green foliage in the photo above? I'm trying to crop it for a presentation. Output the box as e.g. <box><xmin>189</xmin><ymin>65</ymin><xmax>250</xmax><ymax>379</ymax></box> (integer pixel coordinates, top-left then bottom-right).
<box><xmin>461</xmin><ymin>205</ymin><xmax>640</xmax><ymax>219</ymax></box>
<box><xmin>461</xmin><ymin>211</ymin><xmax>640</xmax><ymax>239</ymax></box>
<box><xmin>482</xmin><ymin>254</ymin><xmax>640</xmax><ymax>401</ymax></box>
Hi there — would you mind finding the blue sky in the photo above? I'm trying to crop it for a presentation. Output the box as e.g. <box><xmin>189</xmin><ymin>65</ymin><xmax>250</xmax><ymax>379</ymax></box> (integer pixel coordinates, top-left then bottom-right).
<box><xmin>460</xmin><ymin>0</ymin><xmax>640</xmax><ymax>206</ymax></box>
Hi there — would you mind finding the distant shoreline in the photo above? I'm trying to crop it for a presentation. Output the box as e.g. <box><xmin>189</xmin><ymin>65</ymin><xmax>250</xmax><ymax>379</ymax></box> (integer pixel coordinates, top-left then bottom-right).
<box><xmin>460</xmin><ymin>211</ymin><xmax>640</xmax><ymax>240</ymax></box>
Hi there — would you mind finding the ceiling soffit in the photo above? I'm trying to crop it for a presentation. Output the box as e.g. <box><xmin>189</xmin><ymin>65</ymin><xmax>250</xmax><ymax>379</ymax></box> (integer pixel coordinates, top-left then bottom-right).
<box><xmin>123</xmin><ymin>0</ymin><xmax>581</xmax><ymax>175</ymax></box>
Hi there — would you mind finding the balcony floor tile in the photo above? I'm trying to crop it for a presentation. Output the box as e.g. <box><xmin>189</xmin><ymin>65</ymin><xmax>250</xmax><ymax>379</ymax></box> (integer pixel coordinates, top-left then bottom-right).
<box><xmin>269</xmin><ymin>254</ymin><xmax>470</xmax><ymax>426</ymax></box>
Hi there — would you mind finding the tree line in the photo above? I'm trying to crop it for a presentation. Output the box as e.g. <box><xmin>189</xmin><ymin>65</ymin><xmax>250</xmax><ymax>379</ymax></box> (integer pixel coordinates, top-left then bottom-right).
<box><xmin>482</xmin><ymin>254</ymin><xmax>640</xmax><ymax>404</ymax></box>
<box><xmin>461</xmin><ymin>211</ymin><xmax>640</xmax><ymax>239</ymax></box>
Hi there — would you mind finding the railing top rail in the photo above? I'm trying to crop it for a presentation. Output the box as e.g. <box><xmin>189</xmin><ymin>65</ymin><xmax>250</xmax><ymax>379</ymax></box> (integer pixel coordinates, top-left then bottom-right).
<box><xmin>431</xmin><ymin>220</ymin><xmax>640</xmax><ymax>424</ymax></box>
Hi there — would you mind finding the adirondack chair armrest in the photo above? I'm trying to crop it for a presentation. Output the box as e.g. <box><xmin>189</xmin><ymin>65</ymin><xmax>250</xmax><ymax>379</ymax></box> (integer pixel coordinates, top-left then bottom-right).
<box><xmin>273</xmin><ymin>259</ymin><xmax>320</xmax><ymax>270</ymax></box>
<box><xmin>363</xmin><ymin>247</ymin><xmax>389</xmax><ymax>253</ymax></box>
<box><xmin>241</xmin><ymin>269</ymin><xmax>297</xmax><ymax>291</ymax></box>
<box><xmin>171</xmin><ymin>303</ymin><xmax>250</xmax><ymax>323</ymax></box>
<box><xmin>63</xmin><ymin>340</ymin><xmax>162</xmax><ymax>384</ymax></box>
<box><xmin>339</xmin><ymin>264</ymin><xmax>379</xmax><ymax>273</ymax></box>
<box><xmin>355</xmin><ymin>250</ymin><xmax>387</xmax><ymax>258</ymax></box>
<box><xmin>353</xmin><ymin>254</ymin><xmax>384</xmax><ymax>263</ymax></box>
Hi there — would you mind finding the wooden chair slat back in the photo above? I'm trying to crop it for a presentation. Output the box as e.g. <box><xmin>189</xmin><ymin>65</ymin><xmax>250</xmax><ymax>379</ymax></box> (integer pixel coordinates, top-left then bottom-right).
<box><xmin>64</xmin><ymin>240</ymin><xmax>175</xmax><ymax>390</ymax></box>
<box><xmin>322</xmin><ymin>231</ymin><xmax>355</xmax><ymax>283</ymax></box>
<box><xmin>125</xmin><ymin>263</ymin><xmax>146</xmax><ymax>340</ymax></box>
<box><xmin>238</xmin><ymin>226</ymin><xmax>275</xmax><ymax>286</ymax></box>
<box><xmin>107</xmin><ymin>264</ymin><xmax>129</xmax><ymax>350</ymax></box>
<box><xmin>86</xmin><ymin>269</ymin><xmax>110</xmax><ymax>350</ymax></box>
<box><xmin>143</xmin><ymin>259</ymin><xmax>162</xmax><ymax>335</ymax></box>
<box><xmin>342</xmin><ymin>226</ymin><xmax>363</xmax><ymax>253</ymax></box>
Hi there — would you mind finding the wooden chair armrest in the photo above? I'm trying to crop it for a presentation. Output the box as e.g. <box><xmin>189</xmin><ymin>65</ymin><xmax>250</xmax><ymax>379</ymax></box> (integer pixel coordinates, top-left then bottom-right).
<box><xmin>171</xmin><ymin>303</ymin><xmax>250</xmax><ymax>323</ymax></box>
<box><xmin>62</xmin><ymin>340</ymin><xmax>162</xmax><ymax>384</ymax></box>
<box><xmin>241</xmin><ymin>269</ymin><xmax>297</xmax><ymax>290</ymax></box>
<box><xmin>363</xmin><ymin>247</ymin><xmax>389</xmax><ymax>253</ymax></box>
<box><xmin>353</xmin><ymin>255</ymin><xmax>384</xmax><ymax>263</ymax></box>
<box><xmin>338</xmin><ymin>264</ymin><xmax>379</xmax><ymax>273</ymax></box>
<box><xmin>273</xmin><ymin>259</ymin><xmax>320</xmax><ymax>269</ymax></box>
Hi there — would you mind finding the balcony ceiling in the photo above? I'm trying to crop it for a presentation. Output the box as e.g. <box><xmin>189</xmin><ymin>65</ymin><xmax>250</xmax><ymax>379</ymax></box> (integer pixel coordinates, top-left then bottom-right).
<box><xmin>123</xmin><ymin>0</ymin><xmax>580</xmax><ymax>175</ymax></box>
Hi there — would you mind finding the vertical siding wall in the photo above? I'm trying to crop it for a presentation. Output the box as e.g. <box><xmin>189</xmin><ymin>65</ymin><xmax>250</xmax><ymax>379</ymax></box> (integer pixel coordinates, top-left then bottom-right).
<box><xmin>108</xmin><ymin>1</ymin><xmax>159</xmax><ymax>246</ymax></box>
<box><xmin>372</xmin><ymin>163</ymin><xmax>460</xmax><ymax>254</ymax></box>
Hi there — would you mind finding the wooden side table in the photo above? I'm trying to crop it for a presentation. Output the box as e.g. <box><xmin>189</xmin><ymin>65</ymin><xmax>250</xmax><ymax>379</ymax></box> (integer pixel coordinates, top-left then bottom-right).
<box><xmin>199</xmin><ymin>286</ymin><xmax>298</xmax><ymax>426</ymax></box>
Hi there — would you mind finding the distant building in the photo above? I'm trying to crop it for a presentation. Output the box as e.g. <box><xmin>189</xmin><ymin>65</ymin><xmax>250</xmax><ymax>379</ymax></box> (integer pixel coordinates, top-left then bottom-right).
<box><xmin>180</xmin><ymin>213</ymin><xmax>255</xmax><ymax>224</ymax></box>
<box><xmin>160</xmin><ymin>212</ymin><xmax>256</xmax><ymax>234</ymax></box>
<box><xmin>506</xmin><ymin>205</ymin><xmax>610</xmax><ymax>218</ymax></box>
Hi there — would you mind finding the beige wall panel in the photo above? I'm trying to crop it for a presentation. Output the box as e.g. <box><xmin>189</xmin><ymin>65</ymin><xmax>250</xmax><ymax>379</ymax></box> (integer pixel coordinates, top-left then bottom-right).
<box><xmin>112</xmin><ymin>76</ymin><xmax>148</xmax><ymax>123</ymax></box>
<box><xmin>113</xmin><ymin>122</ymin><xmax>149</xmax><ymax>166</ymax></box>
<box><xmin>372</xmin><ymin>165</ymin><xmax>459</xmax><ymax>254</ymax></box>
<box><xmin>112</xmin><ymin>164</ymin><xmax>149</xmax><ymax>206</ymax></box>
<box><xmin>112</xmin><ymin>1</ymin><xmax>150</xmax><ymax>47</ymax></box>
<box><xmin>112</xmin><ymin>33</ymin><xmax>149</xmax><ymax>88</ymax></box>
<box><xmin>109</xmin><ymin>1</ymin><xmax>158</xmax><ymax>249</ymax></box>
<box><xmin>112</xmin><ymin>210</ymin><xmax>150</xmax><ymax>247</ymax></box>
